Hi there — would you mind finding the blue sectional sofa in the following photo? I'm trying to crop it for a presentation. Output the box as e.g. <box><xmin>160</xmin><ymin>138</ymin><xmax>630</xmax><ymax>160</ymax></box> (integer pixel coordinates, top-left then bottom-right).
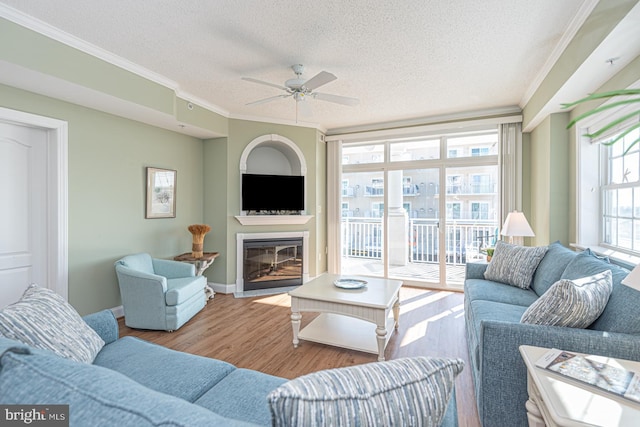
<box><xmin>0</xmin><ymin>309</ymin><xmax>462</xmax><ymax>426</ymax></box>
<box><xmin>464</xmin><ymin>242</ymin><xmax>640</xmax><ymax>427</ymax></box>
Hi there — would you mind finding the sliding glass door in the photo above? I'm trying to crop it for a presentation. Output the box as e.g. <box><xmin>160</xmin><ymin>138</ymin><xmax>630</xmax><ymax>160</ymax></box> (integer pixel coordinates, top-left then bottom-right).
<box><xmin>339</xmin><ymin>130</ymin><xmax>499</xmax><ymax>289</ymax></box>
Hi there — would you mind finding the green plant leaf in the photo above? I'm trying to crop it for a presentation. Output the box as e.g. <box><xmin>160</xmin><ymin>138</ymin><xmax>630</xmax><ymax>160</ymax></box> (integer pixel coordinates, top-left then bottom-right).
<box><xmin>566</xmin><ymin>99</ymin><xmax>640</xmax><ymax>129</ymax></box>
<box><xmin>583</xmin><ymin>109</ymin><xmax>640</xmax><ymax>138</ymax></box>
<box><xmin>561</xmin><ymin>89</ymin><xmax>640</xmax><ymax>109</ymax></box>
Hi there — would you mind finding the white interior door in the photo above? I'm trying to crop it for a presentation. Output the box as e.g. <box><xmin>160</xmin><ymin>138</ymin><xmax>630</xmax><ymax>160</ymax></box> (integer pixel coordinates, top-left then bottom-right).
<box><xmin>0</xmin><ymin>121</ymin><xmax>50</xmax><ymax>307</ymax></box>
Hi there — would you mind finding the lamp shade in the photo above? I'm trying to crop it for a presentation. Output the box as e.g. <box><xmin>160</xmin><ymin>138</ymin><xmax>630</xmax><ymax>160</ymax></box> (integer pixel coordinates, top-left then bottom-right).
<box><xmin>501</xmin><ymin>211</ymin><xmax>535</xmax><ymax>237</ymax></box>
<box><xmin>622</xmin><ymin>264</ymin><xmax>640</xmax><ymax>291</ymax></box>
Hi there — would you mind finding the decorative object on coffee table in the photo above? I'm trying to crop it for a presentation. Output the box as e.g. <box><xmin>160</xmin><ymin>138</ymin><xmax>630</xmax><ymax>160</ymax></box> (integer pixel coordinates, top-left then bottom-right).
<box><xmin>188</xmin><ymin>224</ymin><xmax>211</xmax><ymax>258</ymax></box>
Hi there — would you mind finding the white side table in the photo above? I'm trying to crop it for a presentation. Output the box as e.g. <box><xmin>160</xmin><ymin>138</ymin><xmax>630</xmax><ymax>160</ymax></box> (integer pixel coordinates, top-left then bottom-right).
<box><xmin>519</xmin><ymin>345</ymin><xmax>640</xmax><ymax>427</ymax></box>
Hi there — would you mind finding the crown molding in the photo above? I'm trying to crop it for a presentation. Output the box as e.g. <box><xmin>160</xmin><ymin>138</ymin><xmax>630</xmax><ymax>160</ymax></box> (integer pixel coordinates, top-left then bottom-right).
<box><xmin>0</xmin><ymin>4</ymin><xmax>230</xmax><ymax>121</ymax></box>
<box><xmin>325</xmin><ymin>106</ymin><xmax>522</xmax><ymax>137</ymax></box>
<box><xmin>520</xmin><ymin>0</ymin><xmax>599</xmax><ymax>108</ymax></box>
<box><xmin>228</xmin><ymin>112</ymin><xmax>327</xmax><ymax>133</ymax></box>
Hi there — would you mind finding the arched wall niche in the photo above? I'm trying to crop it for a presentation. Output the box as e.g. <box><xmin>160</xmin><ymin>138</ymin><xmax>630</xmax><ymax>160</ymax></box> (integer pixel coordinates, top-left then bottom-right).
<box><xmin>239</xmin><ymin>134</ymin><xmax>307</xmax><ymax>175</ymax></box>
<box><xmin>236</xmin><ymin>134</ymin><xmax>312</xmax><ymax>224</ymax></box>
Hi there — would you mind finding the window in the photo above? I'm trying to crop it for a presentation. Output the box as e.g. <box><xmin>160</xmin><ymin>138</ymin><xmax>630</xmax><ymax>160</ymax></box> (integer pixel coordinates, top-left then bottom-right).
<box><xmin>471</xmin><ymin>174</ymin><xmax>492</xmax><ymax>193</ymax></box>
<box><xmin>342</xmin><ymin>179</ymin><xmax>353</xmax><ymax>197</ymax></box>
<box><xmin>471</xmin><ymin>202</ymin><xmax>489</xmax><ymax>220</ymax></box>
<box><xmin>341</xmin><ymin>202</ymin><xmax>350</xmax><ymax>217</ymax></box>
<box><xmin>372</xmin><ymin>202</ymin><xmax>384</xmax><ymax>217</ymax></box>
<box><xmin>471</xmin><ymin>147</ymin><xmax>490</xmax><ymax>157</ymax></box>
<box><xmin>447</xmin><ymin>175</ymin><xmax>463</xmax><ymax>194</ymax></box>
<box><xmin>601</xmin><ymin>127</ymin><xmax>640</xmax><ymax>253</ymax></box>
<box><xmin>446</xmin><ymin>202</ymin><xmax>461</xmax><ymax>219</ymax></box>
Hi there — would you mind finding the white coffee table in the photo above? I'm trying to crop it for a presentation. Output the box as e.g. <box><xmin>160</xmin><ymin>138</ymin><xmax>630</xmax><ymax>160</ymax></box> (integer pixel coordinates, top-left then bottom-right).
<box><xmin>289</xmin><ymin>274</ymin><xmax>402</xmax><ymax>361</ymax></box>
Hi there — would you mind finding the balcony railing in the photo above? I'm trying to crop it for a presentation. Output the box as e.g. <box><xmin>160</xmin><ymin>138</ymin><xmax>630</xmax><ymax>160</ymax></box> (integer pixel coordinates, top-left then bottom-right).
<box><xmin>341</xmin><ymin>217</ymin><xmax>498</xmax><ymax>265</ymax></box>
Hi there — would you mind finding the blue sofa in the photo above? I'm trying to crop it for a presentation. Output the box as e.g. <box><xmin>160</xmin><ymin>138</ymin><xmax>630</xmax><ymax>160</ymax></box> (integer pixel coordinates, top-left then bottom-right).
<box><xmin>0</xmin><ymin>309</ymin><xmax>461</xmax><ymax>426</ymax></box>
<box><xmin>464</xmin><ymin>242</ymin><xmax>640</xmax><ymax>427</ymax></box>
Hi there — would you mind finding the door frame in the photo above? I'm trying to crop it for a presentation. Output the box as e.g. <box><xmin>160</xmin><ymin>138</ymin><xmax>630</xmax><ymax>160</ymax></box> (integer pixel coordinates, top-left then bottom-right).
<box><xmin>0</xmin><ymin>107</ymin><xmax>68</xmax><ymax>300</ymax></box>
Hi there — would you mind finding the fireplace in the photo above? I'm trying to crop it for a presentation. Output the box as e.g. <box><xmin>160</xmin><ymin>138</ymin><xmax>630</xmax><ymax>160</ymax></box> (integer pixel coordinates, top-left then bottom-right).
<box><xmin>236</xmin><ymin>231</ymin><xmax>309</xmax><ymax>295</ymax></box>
<box><xmin>243</xmin><ymin>238</ymin><xmax>303</xmax><ymax>291</ymax></box>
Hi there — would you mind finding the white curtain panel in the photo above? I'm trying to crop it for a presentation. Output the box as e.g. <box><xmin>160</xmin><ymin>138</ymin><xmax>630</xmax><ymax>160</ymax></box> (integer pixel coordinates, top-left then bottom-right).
<box><xmin>499</xmin><ymin>122</ymin><xmax>523</xmax><ymax>228</ymax></box>
<box><xmin>326</xmin><ymin>139</ymin><xmax>342</xmax><ymax>274</ymax></box>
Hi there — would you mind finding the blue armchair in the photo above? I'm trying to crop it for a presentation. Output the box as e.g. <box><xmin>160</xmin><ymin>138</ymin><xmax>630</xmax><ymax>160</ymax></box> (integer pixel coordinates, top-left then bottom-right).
<box><xmin>114</xmin><ymin>253</ymin><xmax>206</xmax><ymax>331</ymax></box>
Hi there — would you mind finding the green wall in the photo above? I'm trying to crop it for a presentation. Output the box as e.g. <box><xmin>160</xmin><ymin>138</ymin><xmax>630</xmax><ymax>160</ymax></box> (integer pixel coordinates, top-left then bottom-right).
<box><xmin>0</xmin><ymin>83</ymin><xmax>205</xmax><ymax>315</ymax></box>
<box><xmin>202</xmin><ymin>119</ymin><xmax>325</xmax><ymax>287</ymax></box>
<box><xmin>528</xmin><ymin>113</ymin><xmax>570</xmax><ymax>246</ymax></box>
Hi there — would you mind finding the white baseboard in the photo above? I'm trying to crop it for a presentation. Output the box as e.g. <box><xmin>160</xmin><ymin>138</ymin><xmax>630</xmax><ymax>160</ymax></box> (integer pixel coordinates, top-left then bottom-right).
<box><xmin>210</xmin><ymin>281</ymin><xmax>235</xmax><ymax>294</ymax></box>
<box><xmin>111</xmin><ymin>305</ymin><xmax>124</xmax><ymax>318</ymax></box>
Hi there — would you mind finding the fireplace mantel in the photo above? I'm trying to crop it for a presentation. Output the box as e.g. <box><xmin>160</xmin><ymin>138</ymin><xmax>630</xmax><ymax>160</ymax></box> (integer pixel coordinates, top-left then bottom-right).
<box><xmin>234</xmin><ymin>215</ymin><xmax>313</xmax><ymax>226</ymax></box>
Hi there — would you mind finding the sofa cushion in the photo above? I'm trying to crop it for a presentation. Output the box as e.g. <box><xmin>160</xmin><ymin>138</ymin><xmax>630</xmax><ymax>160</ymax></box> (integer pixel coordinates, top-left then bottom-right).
<box><xmin>484</xmin><ymin>241</ymin><xmax>548</xmax><ymax>289</ymax></box>
<box><xmin>267</xmin><ymin>356</ymin><xmax>464</xmax><ymax>427</ymax></box>
<box><xmin>0</xmin><ymin>284</ymin><xmax>104</xmax><ymax>364</ymax></box>
<box><xmin>93</xmin><ymin>336</ymin><xmax>236</xmax><ymax>402</ymax></box>
<box><xmin>166</xmin><ymin>276</ymin><xmax>206</xmax><ymax>306</ymax></box>
<box><xmin>196</xmin><ymin>368</ymin><xmax>286</xmax><ymax>426</ymax></box>
<box><xmin>521</xmin><ymin>270</ymin><xmax>613</xmax><ymax>328</ymax></box>
<box><xmin>563</xmin><ymin>250</ymin><xmax>640</xmax><ymax>334</ymax></box>
<box><xmin>464</xmin><ymin>279</ymin><xmax>539</xmax><ymax>307</ymax></box>
<box><xmin>0</xmin><ymin>347</ymin><xmax>251</xmax><ymax>427</ymax></box>
<box><xmin>531</xmin><ymin>241</ymin><xmax>577</xmax><ymax>296</ymax></box>
<box><xmin>467</xmin><ymin>300</ymin><xmax>529</xmax><ymax>370</ymax></box>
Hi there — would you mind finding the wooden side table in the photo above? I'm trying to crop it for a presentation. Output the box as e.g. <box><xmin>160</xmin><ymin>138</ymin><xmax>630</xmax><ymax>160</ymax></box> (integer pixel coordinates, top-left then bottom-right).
<box><xmin>519</xmin><ymin>345</ymin><xmax>640</xmax><ymax>427</ymax></box>
<box><xmin>174</xmin><ymin>252</ymin><xmax>219</xmax><ymax>300</ymax></box>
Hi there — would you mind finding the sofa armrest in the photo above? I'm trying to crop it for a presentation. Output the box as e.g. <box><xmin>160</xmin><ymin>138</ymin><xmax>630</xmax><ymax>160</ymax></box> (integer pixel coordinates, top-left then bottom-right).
<box><xmin>465</xmin><ymin>262</ymin><xmax>488</xmax><ymax>280</ymax></box>
<box><xmin>83</xmin><ymin>310</ymin><xmax>119</xmax><ymax>344</ymax></box>
<box><xmin>153</xmin><ymin>258</ymin><xmax>196</xmax><ymax>279</ymax></box>
<box><xmin>476</xmin><ymin>320</ymin><xmax>640</xmax><ymax>426</ymax></box>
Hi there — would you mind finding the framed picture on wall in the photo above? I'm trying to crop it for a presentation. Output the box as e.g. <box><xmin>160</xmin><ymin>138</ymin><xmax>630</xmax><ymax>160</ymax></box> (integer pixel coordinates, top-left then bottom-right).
<box><xmin>145</xmin><ymin>167</ymin><xmax>176</xmax><ymax>218</ymax></box>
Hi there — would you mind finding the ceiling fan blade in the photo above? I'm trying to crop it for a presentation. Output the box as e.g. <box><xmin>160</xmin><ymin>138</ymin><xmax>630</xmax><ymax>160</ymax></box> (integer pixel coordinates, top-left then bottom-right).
<box><xmin>303</xmin><ymin>71</ymin><xmax>337</xmax><ymax>91</ymax></box>
<box><xmin>246</xmin><ymin>94</ymin><xmax>290</xmax><ymax>106</ymax></box>
<box><xmin>241</xmin><ymin>77</ymin><xmax>289</xmax><ymax>91</ymax></box>
<box><xmin>313</xmin><ymin>92</ymin><xmax>360</xmax><ymax>106</ymax></box>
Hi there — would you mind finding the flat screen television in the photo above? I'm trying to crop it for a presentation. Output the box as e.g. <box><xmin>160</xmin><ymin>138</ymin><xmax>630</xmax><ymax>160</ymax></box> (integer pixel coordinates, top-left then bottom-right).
<box><xmin>242</xmin><ymin>173</ymin><xmax>304</xmax><ymax>212</ymax></box>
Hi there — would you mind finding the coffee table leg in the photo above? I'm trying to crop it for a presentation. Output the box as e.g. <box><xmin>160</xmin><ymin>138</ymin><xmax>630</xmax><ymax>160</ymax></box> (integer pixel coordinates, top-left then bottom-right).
<box><xmin>393</xmin><ymin>297</ymin><xmax>400</xmax><ymax>330</ymax></box>
<box><xmin>376</xmin><ymin>324</ymin><xmax>387</xmax><ymax>361</ymax></box>
<box><xmin>291</xmin><ymin>312</ymin><xmax>302</xmax><ymax>348</ymax></box>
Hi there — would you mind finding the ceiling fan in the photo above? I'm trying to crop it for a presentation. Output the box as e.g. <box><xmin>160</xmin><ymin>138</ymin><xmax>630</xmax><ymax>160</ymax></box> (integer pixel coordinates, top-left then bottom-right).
<box><xmin>242</xmin><ymin>64</ymin><xmax>359</xmax><ymax>117</ymax></box>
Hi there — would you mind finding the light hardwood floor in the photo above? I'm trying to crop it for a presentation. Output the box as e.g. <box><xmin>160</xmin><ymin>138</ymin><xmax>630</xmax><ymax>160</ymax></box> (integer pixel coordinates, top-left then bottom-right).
<box><xmin>118</xmin><ymin>286</ymin><xmax>481</xmax><ymax>427</ymax></box>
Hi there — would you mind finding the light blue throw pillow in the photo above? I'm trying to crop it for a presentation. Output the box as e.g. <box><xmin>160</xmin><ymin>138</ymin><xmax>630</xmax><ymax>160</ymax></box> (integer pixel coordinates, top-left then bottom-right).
<box><xmin>530</xmin><ymin>241</ymin><xmax>577</xmax><ymax>296</ymax></box>
<box><xmin>0</xmin><ymin>284</ymin><xmax>104</xmax><ymax>363</ymax></box>
<box><xmin>484</xmin><ymin>241</ymin><xmax>548</xmax><ymax>289</ymax></box>
<box><xmin>521</xmin><ymin>270</ymin><xmax>613</xmax><ymax>328</ymax></box>
<box><xmin>267</xmin><ymin>356</ymin><xmax>464</xmax><ymax>427</ymax></box>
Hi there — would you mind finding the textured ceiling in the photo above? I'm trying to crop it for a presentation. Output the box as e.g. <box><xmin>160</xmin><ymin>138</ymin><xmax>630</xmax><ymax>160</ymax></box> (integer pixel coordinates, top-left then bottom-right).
<box><xmin>1</xmin><ymin>0</ymin><xmax>593</xmax><ymax>132</ymax></box>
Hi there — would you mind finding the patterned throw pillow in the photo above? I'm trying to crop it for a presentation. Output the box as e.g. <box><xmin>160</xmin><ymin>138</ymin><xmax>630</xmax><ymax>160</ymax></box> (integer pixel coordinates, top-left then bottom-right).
<box><xmin>267</xmin><ymin>356</ymin><xmax>464</xmax><ymax>427</ymax></box>
<box><xmin>520</xmin><ymin>270</ymin><xmax>613</xmax><ymax>328</ymax></box>
<box><xmin>0</xmin><ymin>284</ymin><xmax>105</xmax><ymax>363</ymax></box>
<box><xmin>483</xmin><ymin>241</ymin><xmax>548</xmax><ymax>289</ymax></box>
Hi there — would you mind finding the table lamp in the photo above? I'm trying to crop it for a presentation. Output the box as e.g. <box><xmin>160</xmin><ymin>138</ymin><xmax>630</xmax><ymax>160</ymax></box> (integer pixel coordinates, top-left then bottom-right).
<box><xmin>622</xmin><ymin>264</ymin><xmax>640</xmax><ymax>291</ymax></box>
<box><xmin>501</xmin><ymin>210</ymin><xmax>535</xmax><ymax>245</ymax></box>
